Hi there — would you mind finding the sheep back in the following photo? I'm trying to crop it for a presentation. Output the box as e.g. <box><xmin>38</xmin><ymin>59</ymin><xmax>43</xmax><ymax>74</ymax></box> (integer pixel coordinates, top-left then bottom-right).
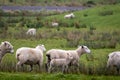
<box><xmin>16</xmin><ymin>47</ymin><xmax>43</xmax><ymax>65</ymax></box>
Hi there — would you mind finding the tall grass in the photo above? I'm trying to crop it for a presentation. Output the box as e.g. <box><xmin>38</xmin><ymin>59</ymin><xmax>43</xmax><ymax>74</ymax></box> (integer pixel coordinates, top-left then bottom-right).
<box><xmin>0</xmin><ymin>72</ymin><xmax>120</xmax><ymax>80</ymax></box>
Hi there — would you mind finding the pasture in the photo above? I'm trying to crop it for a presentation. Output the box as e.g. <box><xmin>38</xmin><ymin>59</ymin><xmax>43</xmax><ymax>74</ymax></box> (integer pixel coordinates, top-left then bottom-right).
<box><xmin>0</xmin><ymin>3</ymin><xmax>120</xmax><ymax>80</ymax></box>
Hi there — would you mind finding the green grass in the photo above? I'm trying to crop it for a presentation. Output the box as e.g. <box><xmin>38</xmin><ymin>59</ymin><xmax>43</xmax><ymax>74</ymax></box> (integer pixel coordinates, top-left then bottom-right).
<box><xmin>0</xmin><ymin>3</ymin><xmax>120</xmax><ymax>80</ymax></box>
<box><xmin>42</xmin><ymin>3</ymin><xmax>120</xmax><ymax>31</ymax></box>
<box><xmin>0</xmin><ymin>72</ymin><xmax>120</xmax><ymax>80</ymax></box>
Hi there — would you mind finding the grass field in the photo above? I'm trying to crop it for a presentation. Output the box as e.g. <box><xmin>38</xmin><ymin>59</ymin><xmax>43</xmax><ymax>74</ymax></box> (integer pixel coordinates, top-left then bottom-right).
<box><xmin>0</xmin><ymin>3</ymin><xmax>120</xmax><ymax>80</ymax></box>
<box><xmin>1</xmin><ymin>72</ymin><xmax>120</xmax><ymax>80</ymax></box>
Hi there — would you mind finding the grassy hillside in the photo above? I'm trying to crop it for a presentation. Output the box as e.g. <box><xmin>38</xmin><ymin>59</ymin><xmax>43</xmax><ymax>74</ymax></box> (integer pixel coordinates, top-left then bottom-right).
<box><xmin>1</xmin><ymin>0</ymin><xmax>120</xmax><ymax>6</ymax></box>
<box><xmin>0</xmin><ymin>2</ymin><xmax>120</xmax><ymax>80</ymax></box>
<box><xmin>42</xmin><ymin>3</ymin><xmax>120</xmax><ymax>31</ymax></box>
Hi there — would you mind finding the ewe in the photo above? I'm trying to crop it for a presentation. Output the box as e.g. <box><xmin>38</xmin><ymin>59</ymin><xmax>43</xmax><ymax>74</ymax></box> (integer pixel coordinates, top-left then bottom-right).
<box><xmin>16</xmin><ymin>44</ymin><xmax>46</xmax><ymax>71</ymax></box>
<box><xmin>0</xmin><ymin>41</ymin><xmax>14</xmax><ymax>63</ymax></box>
<box><xmin>46</xmin><ymin>45</ymin><xmax>91</xmax><ymax>71</ymax></box>
<box><xmin>48</xmin><ymin>53</ymin><xmax>73</xmax><ymax>73</ymax></box>
<box><xmin>52</xmin><ymin>22</ymin><xmax>59</xmax><ymax>27</ymax></box>
<box><xmin>64</xmin><ymin>13</ymin><xmax>75</xmax><ymax>19</ymax></box>
<box><xmin>107</xmin><ymin>51</ymin><xmax>120</xmax><ymax>73</ymax></box>
<box><xmin>26</xmin><ymin>28</ymin><xmax>36</xmax><ymax>36</ymax></box>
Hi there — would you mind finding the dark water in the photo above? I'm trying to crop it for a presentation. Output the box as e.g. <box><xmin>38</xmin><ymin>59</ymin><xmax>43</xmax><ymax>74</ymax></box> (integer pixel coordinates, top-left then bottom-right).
<box><xmin>1</xmin><ymin>6</ymin><xmax>85</xmax><ymax>11</ymax></box>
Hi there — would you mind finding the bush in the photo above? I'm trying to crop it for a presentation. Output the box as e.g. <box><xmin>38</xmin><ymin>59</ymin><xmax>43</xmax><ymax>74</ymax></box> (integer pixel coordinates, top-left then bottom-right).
<box><xmin>99</xmin><ymin>10</ymin><xmax>113</xmax><ymax>16</ymax></box>
<box><xmin>65</xmin><ymin>31</ymin><xmax>81</xmax><ymax>47</ymax></box>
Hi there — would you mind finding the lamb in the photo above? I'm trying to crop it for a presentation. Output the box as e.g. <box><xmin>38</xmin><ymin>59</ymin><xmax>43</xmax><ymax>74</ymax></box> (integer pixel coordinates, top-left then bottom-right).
<box><xmin>52</xmin><ymin>22</ymin><xmax>59</xmax><ymax>27</ymax></box>
<box><xmin>0</xmin><ymin>41</ymin><xmax>14</xmax><ymax>63</ymax></box>
<box><xmin>107</xmin><ymin>51</ymin><xmax>120</xmax><ymax>73</ymax></box>
<box><xmin>48</xmin><ymin>53</ymin><xmax>73</xmax><ymax>73</ymax></box>
<box><xmin>26</xmin><ymin>28</ymin><xmax>36</xmax><ymax>36</ymax></box>
<box><xmin>16</xmin><ymin>44</ymin><xmax>46</xmax><ymax>71</ymax></box>
<box><xmin>46</xmin><ymin>45</ymin><xmax>91</xmax><ymax>71</ymax></box>
<box><xmin>64</xmin><ymin>13</ymin><xmax>75</xmax><ymax>19</ymax></box>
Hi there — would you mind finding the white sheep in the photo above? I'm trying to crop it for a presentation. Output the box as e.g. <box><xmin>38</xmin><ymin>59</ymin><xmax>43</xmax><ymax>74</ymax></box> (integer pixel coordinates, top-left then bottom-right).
<box><xmin>46</xmin><ymin>45</ymin><xmax>91</xmax><ymax>71</ymax></box>
<box><xmin>48</xmin><ymin>53</ymin><xmax>73</xmax><ymax>73</ymax></box>
<box><xmin>107</xmin><ymin>51</ymin><xmax>120</xmax><ymax>73</ymax></box>
<box><xmin>0</xmin><ymin>41</ymin><xmax>14</xmax><ymax>63</ymax></box>
<box><xmin>52</xmin><ymin>22</ymin><xmax>59</xmax><ymax>27</ymax></box>
<box><xmin>16</xmin><ymin>44</ymin><xmax>46</xmax><ymax>71</ymax></box>
<box><xmin>26</xmin><ymin>28</ymin><xmax>36</xmax><ymax>36</ymax></box>
<box><xmin>64</xmin><ymin>13</ymin><xmax>75</xmax><ymax>19</ymax></box>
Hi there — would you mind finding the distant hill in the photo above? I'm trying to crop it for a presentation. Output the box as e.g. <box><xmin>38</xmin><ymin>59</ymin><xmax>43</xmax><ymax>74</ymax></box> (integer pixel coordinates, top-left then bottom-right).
<box><xmin>0</xmin><ymin>0</ymin><xmax>120</xmax><ymax>6</ymax></box>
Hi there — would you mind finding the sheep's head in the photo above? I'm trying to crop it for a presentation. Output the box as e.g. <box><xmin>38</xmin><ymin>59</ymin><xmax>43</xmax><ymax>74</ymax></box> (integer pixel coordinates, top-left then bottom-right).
<box><xmin>0</xmin><ymin>41</ymin><xmax>14</xmax><ymax>54</ymax></box>
<box><xmin>81</xmin><ymin>46</ymin><xmax>91</xmax><ymax>53</ymax></box>
<box><xmin>77</xmin><ymin>45</ymin><xmax>91</xmax><ymax>55</ymax></box>
<box><xmin>36</xmin><ymin>44</ymin><xmax>46</xmax><ymax>52</ymax></box>
<box><xmin>67</xmin><ymin>53</ymin><xmax>73</xmax><ymax>60</ymax></box>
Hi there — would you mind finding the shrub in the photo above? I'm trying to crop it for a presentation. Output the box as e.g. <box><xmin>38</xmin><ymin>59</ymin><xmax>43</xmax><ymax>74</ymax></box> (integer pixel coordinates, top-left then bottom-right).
<box><xmin>99</xmin><ymin>10</ymin><xmax>113</xmax><ymax>16</ymax></box>
<box><xmin>65</xmin><ymin>31</ymin><xmax>81</xmax><ymax>47</ymax></box>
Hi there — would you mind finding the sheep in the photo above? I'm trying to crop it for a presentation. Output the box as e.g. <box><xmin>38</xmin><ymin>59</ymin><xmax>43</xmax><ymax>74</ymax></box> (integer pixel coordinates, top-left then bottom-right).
<box><xmin>51</xmin><ymin>22</ymin><xmax>60</xmax><ymax>31</ymax></box>
<box><xmin>64</xmin><ymin>13</ymin><xmax>75</xmax><ymax>19</ymax></box>
<box><xmin>52</xmin><ymin>22</ymin><xmax>59</xmax><ymax>27</ymax></box>
<box><xmin>48</xmin><ymin>53</ymin><xmax>73</xmax><ymax>73</ymax></box>
<box><xmin>107</xmin><ymin>51</ymin><xmax>120</xmax><ymax>73</ymax></box>
<box><xmin>16</xmin><ymin>44</ymin><xmax>46</xmax><ymax>71</ymax></box>
<box><xmin>46</xmin><ymin>45</ymin><xmax>91</xmax><ymax>71</ymax></box>
<box><xmin>0</xmin><ymin>41</ymin><xmax>14</xmax><ymax>63</ymax></box>
<box><xmin>26</xmin><ymin>28</ymin><xmax>36</xmax><ymax>36</ymax></box>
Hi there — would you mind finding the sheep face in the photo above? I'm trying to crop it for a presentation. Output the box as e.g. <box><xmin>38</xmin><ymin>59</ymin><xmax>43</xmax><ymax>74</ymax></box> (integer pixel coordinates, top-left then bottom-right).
<box><xmin>67</xmin><ymin>53</ymin><xmax>73</xmax><ymax>60</ymax></box>
<box><xmin>1</xmin><ymin>41</ymin><xmax>14</xmax><ymax>54</ymax></box>
<box><xmin>81</xmin><ymin>46</ymin><xmax>91</xmax><ymax>54</ymax></box>
<box><xmin>36</xmin><ymin>44</ymin><xmax>46</xmax><ymax>52</ymax></box>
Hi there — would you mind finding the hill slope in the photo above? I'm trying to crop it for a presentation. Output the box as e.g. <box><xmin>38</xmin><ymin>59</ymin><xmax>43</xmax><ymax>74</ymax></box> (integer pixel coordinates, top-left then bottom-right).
<box><xmin>42</xmin><ymin>3</ymin><xmax>120</xmax><ymax>31</ymax></box>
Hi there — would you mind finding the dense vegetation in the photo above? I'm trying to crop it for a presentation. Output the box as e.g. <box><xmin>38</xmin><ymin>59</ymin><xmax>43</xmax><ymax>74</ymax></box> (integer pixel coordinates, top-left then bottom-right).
<box><xmin>0</xmin><ymin>0</ymin><xmax>120</xmax><ymax>6</ymax></box>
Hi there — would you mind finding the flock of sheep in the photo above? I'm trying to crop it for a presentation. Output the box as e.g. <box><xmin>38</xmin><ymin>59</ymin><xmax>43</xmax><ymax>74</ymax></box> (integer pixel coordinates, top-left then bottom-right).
<box><xmin>26</xmin><ymin>13</ymin><xmax>75</xmax><ymax>36</ymax></box>
<box><xmin>0</xmin><ymin>40</ymin><xmax>120</xmax><ymax>73</ymax></box>
<box><xmin>0</xmin><ymin>13</ymin><xmax>120</xmax><ymax>74</ymax></box>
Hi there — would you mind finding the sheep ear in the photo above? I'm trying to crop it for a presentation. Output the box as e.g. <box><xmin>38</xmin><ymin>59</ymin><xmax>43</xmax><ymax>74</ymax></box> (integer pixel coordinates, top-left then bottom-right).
<box><xmin>41</xmin><ymin>44</ymin><xmax>44</xmax><ymax>47</ymax></box>
<box><xmin>81</xmin><ymin>46</ymin><xmax>84</xmax><ymax>48</ymax></box>
<box><xmin>4</xmin><ymin>42</ymin><xmax>7</xmax><ymax>46</ymax></box>
<box><xmin>2</xmin><ymin>42</ymin><xmax>7</xmax><ymax>46</ymax></box>
<box><xmin>1</xmin><ymin>42</ymin><xmax>4</xmax><ymax>45</ymax></box>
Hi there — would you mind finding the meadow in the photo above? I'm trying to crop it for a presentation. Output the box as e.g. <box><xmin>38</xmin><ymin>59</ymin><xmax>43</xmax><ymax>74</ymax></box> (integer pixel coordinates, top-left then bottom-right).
<box><xmin>0</xmin><ymin>3</ymin><xmax>120</xmax><ymax>80</ymax></box>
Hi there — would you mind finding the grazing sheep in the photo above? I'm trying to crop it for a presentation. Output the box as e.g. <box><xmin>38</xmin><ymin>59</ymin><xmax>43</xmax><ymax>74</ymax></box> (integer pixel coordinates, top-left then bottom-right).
<box><xmin>48</xmin><ymin>53</ymin><xmax>73</xmax><ymax>73</ymax></box>
<box><xmin>51</xmin><ymin>22</ymin><xmax>60</xmax><ymax>31</ymax></box>
<box><xmin>64</xmin><ymin>13</ymin><xmax>75</xmax><ymax>19</ymax></box>
<box><xmin>107</xmin><ymin>51</ymin><xmax>120</xmax><ymax>73</ymax></box>
<box><xmin>0</xmin><ymin>41</ymin><xmax>14</xmax><ymax>63</ymax></box>
<box><xmin>46</xmin><ymin>45</ymin><xmax>91</xmax><ymax>71</ymax></box>
<box><xmin>52</xmin><ymin>22</ymin><xmax>59</xmax><ymax>27</ymax></box>
<box><xmin>16</xmin><ymin>44</ymin><xmax>46</xmax><ymax>71</ymax></box>
<box><xmin>26</xmin><ymin>28</ymin><xmax>36</xmax><ymax>36</ymax></box>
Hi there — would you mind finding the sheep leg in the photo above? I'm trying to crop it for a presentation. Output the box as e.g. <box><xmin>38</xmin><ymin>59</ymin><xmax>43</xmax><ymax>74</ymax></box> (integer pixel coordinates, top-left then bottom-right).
<box><xmin>48</xmin><ymin>66</ymin><xmax>54</xmax><ymax>73</ymax></box>
<box><xmin>0</xmin><ymin>57</ymin><xmax>2</xmax><ymax>64</ymax></box>
<box><xmin>65</xmin><ymin>65</ymin><xmax>68</xmax><ymax>73</ymax></box>
<box><xmin>75</xmin><ymin>63</ymin><xmax>80</xmax><ymax>73</ymax></box>
<box><xmin>45</xmin><ymin>61</ymin><xmax>51</xmax><ymax>72</ymax></box>
<box><xmin>62</xmin><ymin>66</ymin><xmax>66</xmax><ymax>73</ymax></box>
<box><xmin>48</xmin><ymin>66</ymin><xmax>51</xmax><ymax>73</ymax></box>
<box><xmin>16</xmin><ymin>61</ymin><xmax>23</xmax><ymax>71</ymax></box>
<box><xmin>45</xmin><ymin>63</ymin><xmax>49</xmax><ymax>72</ymax></box>
<box><xmin>29</xmin><ymin>65</ymin><xmax>33</xmax><ymax>72</ymax></box>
